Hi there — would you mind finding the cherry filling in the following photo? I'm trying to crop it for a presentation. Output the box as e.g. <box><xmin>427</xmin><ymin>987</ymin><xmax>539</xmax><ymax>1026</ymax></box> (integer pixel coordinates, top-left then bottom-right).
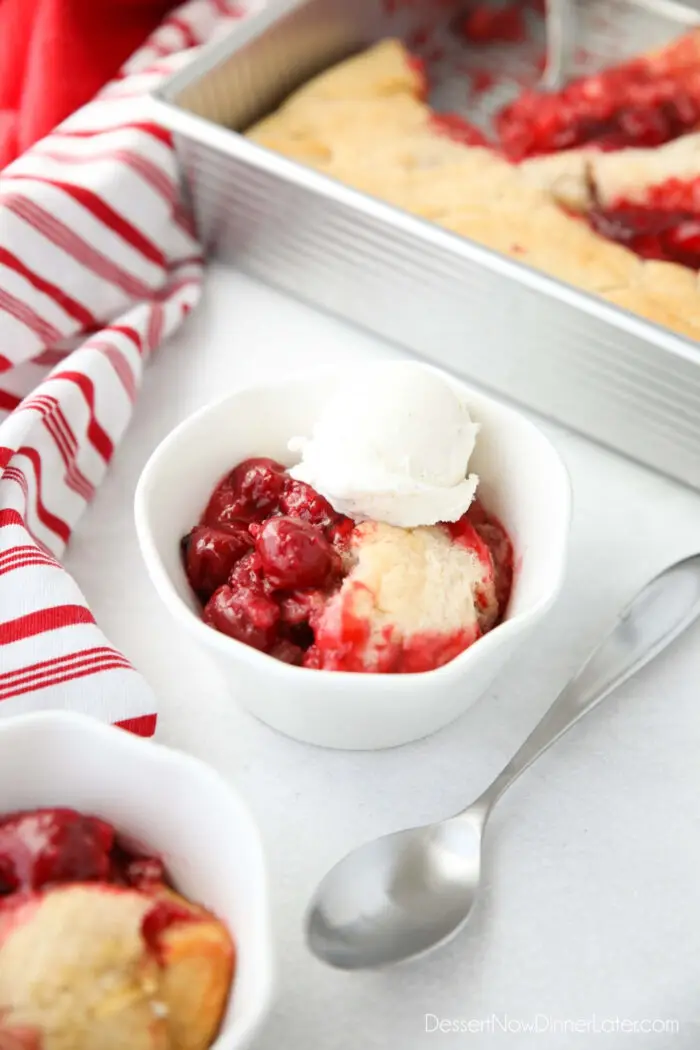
<box><xmin>308</xmin><ymin>584</ymin><xmax>484</xmax><ymax>676</ymax></box>
<box><xmin>457</xmin><ymin>497</ymin><xmax>514</xmax><ymax>614</ymax></box>
<box><xmin>254</xmin><ymin>517</ymin><xmax>338</xmax><ymax>589</ymax></box>
<box><xmin>445</xmin><ymin>5</ymin><xmax>700</xmax><ymax>160</ymax></box>
<box><xmin>202</xmin><ymin>457</ymin><xmax>287</xmax><ymax>528</ymax></box>
<box><xmin>0</xmin><ymin>809</ymin><xmax>170</xmax><ymax>900</ymax></box>
<box><xmin>421</xmin><ymin>24</ymin><xmax>700</xmax><ymax>271</ymax></box>
<box><xmin>182</xmin><ymin>525</ymin><xmax>253</xmax><ymax>601</ymax></box>
<box><xmin>141</xmin><ymin>898</ymin><xmax>198</xmax><ymax>963</ymax></box>
<box><xmin>496</xmin><ymin>52</ymin><xmax>700</xmax><ymax>161</ymax></box>
<box><xmin>184</xmin><ymin>457</ymin><xmax>514</xmax><ymax>672</ymax></box>
<box><xmin>585</xmin><ymin>177</ymin><xmax>700</xmax><ymax>269</ymax></box>
<box><xmin>0</xmin><ymin>808</ymin><xmax>215</xmax><ymax>980</ymax></box>
<box><xmin>184</xmin><ymin>459</ymin><xmax>348</xmax><ymax>666</ymax></box>
<box><xmin>0</xmin><ymin>809</ymin><xmax>114</xmax><ymax>895</ymax></box>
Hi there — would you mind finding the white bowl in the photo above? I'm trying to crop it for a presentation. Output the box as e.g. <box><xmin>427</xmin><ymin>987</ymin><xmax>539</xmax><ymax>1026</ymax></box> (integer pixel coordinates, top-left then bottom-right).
<box><xmin>135</xmin><ymin>369</ymin><xmax>571</xmax><ymax>750</ymax></box>
<box><xmin>0</xmin><ymin>711</ymin><xmax>273</xmax><ymax>1050</ymax></box>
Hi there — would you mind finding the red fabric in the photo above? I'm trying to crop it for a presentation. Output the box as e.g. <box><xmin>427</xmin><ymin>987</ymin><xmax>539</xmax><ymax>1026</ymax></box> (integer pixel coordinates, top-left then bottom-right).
<box><xmin>0</xmin><ymin>0</ymin><xmax>245</xmax><ymax>732</ymax></box>
<box><xmin>0</xmin><ymin>0</ymin><xmax>179</xmax><ymax>169</ymax></box>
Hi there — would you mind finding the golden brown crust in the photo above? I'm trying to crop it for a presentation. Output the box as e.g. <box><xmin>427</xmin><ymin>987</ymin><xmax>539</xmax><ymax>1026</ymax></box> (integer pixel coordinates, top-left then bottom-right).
<box><xmin>159</xmin><ymin>923</ymin><xmax>233</xmax><ymax>1050</ymax></box>
<box><xmin>245</xmin><ymin>38</ymin><xmax>700</xmax><ymax>342</ymax></box>
<box><xmin>282</xmin><ymin>38</ymin><xmax>425</xmax><ymax>103</ymax></box>
<box><xmin>0</xmin><ymin>885</ymin><xmax>235</xmax><ymax>1050</ymax></box>
<box><xmin>521</xmin><ymin>133</ymin><xmax>700</xmax><ymax>211</ymax></box>
<box><xmin>0</xmin><ymin>887</ymin><xmax>166</xmax><ymax>1050</ymax></box>
<box><xmin>155</xmin><ymin>889</ymin><xmax>235</xmax><ymax>1050</ymax></box>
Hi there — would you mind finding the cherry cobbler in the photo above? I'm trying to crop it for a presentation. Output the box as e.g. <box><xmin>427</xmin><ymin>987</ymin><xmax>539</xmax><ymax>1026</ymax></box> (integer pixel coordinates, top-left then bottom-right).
<box><xmin>182</xmin><ymin>457</ymin><xmax>513</xmax><ymax>673</ymax></box>
<box><xmin>0</xmin><ymin>808</ymin><xmax>233</xmax><ymax>1050</ymax></box>
<box><xmin>246</xmin><ymin>33</ymin><xmax>700</xmax><ymax>341</ymax></box>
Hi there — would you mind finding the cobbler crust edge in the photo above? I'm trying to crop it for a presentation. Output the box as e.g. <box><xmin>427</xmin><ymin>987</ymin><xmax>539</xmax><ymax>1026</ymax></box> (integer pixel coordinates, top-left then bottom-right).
<box><xmin>246</xmin><ymin>37</ymin><xmax>700</xmax><ymax>343</ymax></box>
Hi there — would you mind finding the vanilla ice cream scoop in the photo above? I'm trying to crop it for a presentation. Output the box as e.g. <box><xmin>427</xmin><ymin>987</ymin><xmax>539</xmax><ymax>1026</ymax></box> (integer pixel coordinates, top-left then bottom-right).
<box><xmin>288</xmin><ymin>362</ymin><xmax>479</xmax><ymax>527</ymax></box>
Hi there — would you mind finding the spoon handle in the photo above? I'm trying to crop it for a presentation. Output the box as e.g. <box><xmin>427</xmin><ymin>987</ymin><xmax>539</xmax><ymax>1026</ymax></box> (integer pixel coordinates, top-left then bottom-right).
<box><xmin>472</xmin><ymin>553</ymin><xmax>700</xmax><ymax>816</ymax></box>
<box><xmin>539</xmin><ymin>0</ymin><xmax>576</xmax><ymax>92</ymax></box>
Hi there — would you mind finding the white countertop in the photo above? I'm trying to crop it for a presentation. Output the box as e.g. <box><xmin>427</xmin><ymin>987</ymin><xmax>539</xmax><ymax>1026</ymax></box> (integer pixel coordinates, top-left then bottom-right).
<box><xmin>66</xmin><ymin>263</ymin><xmax>700</xmax><ymax>1049</ymax></box>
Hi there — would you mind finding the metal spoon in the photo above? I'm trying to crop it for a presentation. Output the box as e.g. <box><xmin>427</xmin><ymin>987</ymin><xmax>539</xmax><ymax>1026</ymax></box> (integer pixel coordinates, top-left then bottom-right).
<box><xmin>306</xmin><ymin>553</ymin><xmax>700</xmax><ymax>970</ymax></box>
<box><xmin>540</xmin><ymin>0</ymin><xmax>576</xmax><ymax>92</ymax></box>
<box><xmin>538</xmin><ymin>0</ymin><xmax>700</xmax><ymax>95</ymax></box>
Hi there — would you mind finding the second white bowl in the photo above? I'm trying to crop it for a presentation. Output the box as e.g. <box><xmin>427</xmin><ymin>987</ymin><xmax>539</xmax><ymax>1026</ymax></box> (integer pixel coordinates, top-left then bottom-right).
<box><xmin>0</xmin><ymin>711</ymin><xmax>273</xmax><ymax>1050</ymax></box>
<box><xmin>135</xmin><ymin>369</ymin><xmax>571</xmax><ymax>750</ymax></box>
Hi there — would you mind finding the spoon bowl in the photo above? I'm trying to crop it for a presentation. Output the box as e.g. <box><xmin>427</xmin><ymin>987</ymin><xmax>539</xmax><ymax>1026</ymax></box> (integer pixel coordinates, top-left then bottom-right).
<box><xmin>308</xmin><ymin>816</ymin><xmax>484</xmax><ymax>970</ymax></box>
<box><xmin>306</xmin><ymin>553</ymin><xmax>700</xmax><ymax>970</ymax></box>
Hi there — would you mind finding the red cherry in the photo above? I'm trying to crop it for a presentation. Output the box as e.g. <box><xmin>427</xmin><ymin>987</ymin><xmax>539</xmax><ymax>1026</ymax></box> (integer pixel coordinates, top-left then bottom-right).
<box><xmin>203</xmin><ymin>458</ymin><xmax>286</xmax><ymax>527</ymax></box>
<box><xmin>202</xmin><ymin>479</ymin><xmax>245</xmax><ymax>529</ymax></box>
<box><xmin>229</xmin><ymin>457</ymin><xmax>286</xmax><ymax>515</ymax></box>
<box><xmin>256</xmin><ymin>516</ymin><xmax>334</xmax><ymax>589</ymax></box>
<box><xmin>327</xmin><ymin>516</ymin><xmax>355</xmax><ymax>552</ymax></box>
<box><xmin>197</xmin><ymin>466</ymin><xmax>359</xmax><ymax>657</ymax></box>
<box><xmin>204</xmin><ymin>584</ymin><xmax>279</xmax><ymax>651</ymax></box>
<box><xmin>0</xmin><ymin>809</ymin><xmax>114</xmax><ymax>894</ymax></box>
<box><xmin>269</xmin><ymin>639</ymin><xmax>305</xmax><ymax>666</ymax></box>
<box><xmin>183</xmin><ymin>525</ymin><xmax>253</xmax><ymax>600</ymax></box>
<box><xmin>279</xmin><ymin>588</ymin><xmax>327</xmax><ymax>626</ymax></box>
<box><xmin>279</xmin><ymin>478</ymin><xmax>336</xmax><ymax>528</ymax></box>
<box><xmin>227</xmin><ymin>549</ymin><xmax>276</xmax><ymax>595</ymax></box>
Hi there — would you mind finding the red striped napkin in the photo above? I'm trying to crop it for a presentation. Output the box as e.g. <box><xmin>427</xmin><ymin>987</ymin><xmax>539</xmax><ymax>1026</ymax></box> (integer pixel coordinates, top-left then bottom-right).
<box><xmin>0</xmin><ymin>0</ymin><xmax>253</xmax><ymax>735</ymax></box>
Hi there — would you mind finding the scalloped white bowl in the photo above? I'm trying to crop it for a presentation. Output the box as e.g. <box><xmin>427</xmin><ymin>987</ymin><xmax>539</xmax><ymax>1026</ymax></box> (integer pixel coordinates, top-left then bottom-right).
<box><xmin>135</xmin><ymin>368</ymin><xmax>571</xmax><ymax>750</ymax></box>
<box><xmin>0</xmin><ymin>711</ymin><xmax>272</xmax><ymax>1050</ymax></box>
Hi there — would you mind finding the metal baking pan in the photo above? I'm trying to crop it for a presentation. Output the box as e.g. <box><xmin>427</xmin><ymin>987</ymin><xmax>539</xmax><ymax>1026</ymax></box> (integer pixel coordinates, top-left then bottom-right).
<box><xmin>152</xmin><ymin>0</ymin><xmax>700</xmax><ymax>491</ymax></box>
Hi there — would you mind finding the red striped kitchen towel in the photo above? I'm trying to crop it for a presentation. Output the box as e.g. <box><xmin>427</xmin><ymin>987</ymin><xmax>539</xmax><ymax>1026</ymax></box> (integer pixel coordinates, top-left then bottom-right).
<box><xmin>0</xmin><ymin>0</ymin><xmax>254</xmax><ymax>735</ymax></box>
